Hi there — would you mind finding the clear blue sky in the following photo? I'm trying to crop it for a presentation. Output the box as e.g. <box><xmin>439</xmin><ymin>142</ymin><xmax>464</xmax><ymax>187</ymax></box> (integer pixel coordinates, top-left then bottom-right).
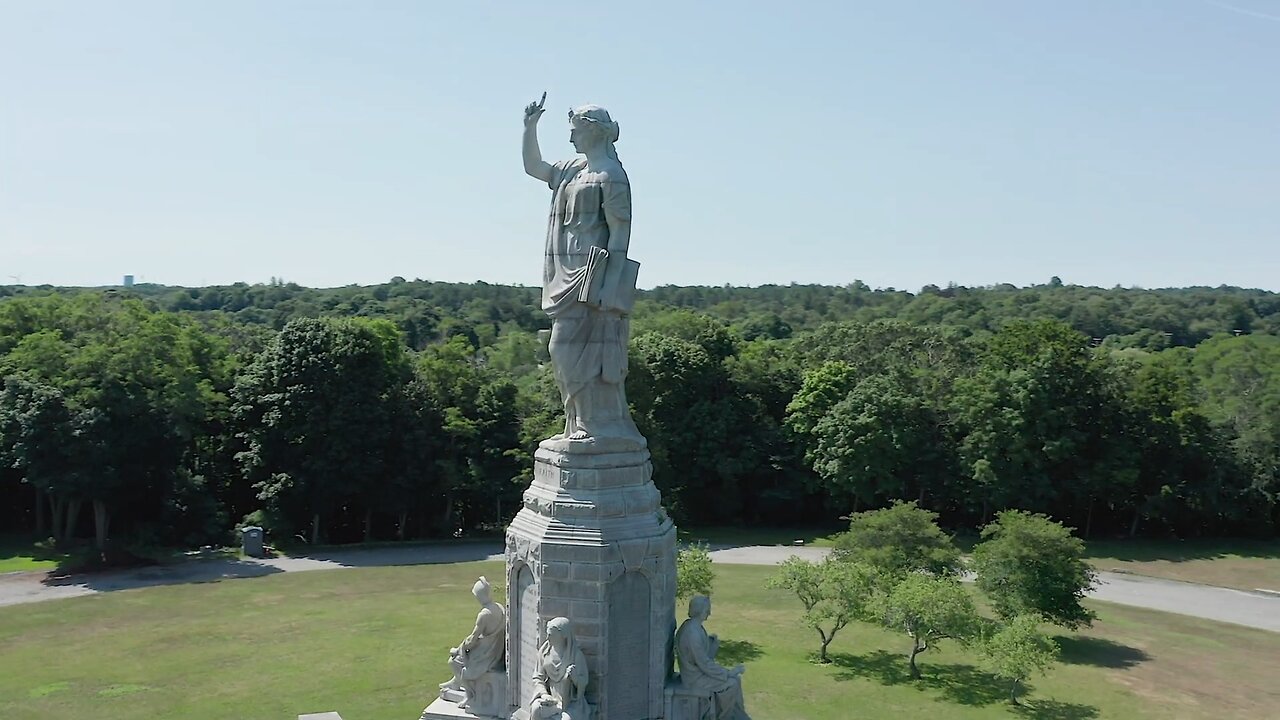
<box><xmin>2</xmin><ymin>1</ymin><xmax>1278</xmax><ymax>291</ymax></box>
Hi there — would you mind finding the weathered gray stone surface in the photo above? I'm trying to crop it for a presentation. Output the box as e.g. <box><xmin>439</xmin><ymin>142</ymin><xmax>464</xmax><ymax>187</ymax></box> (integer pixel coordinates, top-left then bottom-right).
<box><xmin>526</xmin><ymin>616</ymin><xmax>592</xmax><ymax>720</ymax></box>
<box><xmin>439</xmin><ymin>577</ymin><xmax>506</xmax><ymax>712</ymax></box>
<box><xmin>507</xmin><ymin>94</ymin><xmax>682</xmax><ymax>720</ymax></box>
<box><xmin>437</xmin><ymin>671</ymin><xmax>507</xmax><ymax>718</ymax></box>
<box><xmin>674</xmin><ymin>596</ymin><xmax>750</xmax><ymax>720</ymax></box>
<box><xmin>505</xmin><ymin>439</ymin><xmax>676</xmax><ymax>719</ymax></box>
<box><xmin>420</xmin><ymin>695</ymin><xmax>496</xmax><ymax>720</ymax></box>
<box><xmin>522</xmin><ymin>95</ymin><xmax>642</xmax><ymax>445</ymax></box>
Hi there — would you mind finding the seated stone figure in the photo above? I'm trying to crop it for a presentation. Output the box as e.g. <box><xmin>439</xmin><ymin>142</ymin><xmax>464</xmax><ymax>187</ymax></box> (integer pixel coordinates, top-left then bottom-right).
<box><xmin>440</xmin><ymin>576</ymin><xmax>505</xmax><ymax>709</ymax></box>
<box><xmin>529</xmin><ymin>617</ymin><xmax>592</xmax><ymax>720</ymax></box>
<box><xmin>675</xmin><ymin>595</ymin><xmax>750</xmax><ymax>720</ymax></box>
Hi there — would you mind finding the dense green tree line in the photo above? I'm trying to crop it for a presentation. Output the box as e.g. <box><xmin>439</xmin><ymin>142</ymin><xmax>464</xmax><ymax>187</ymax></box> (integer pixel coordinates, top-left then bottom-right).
<box><xmin>1</xmin><ymin>280</ymin><xmax>1276</xmax><ymax>550</ymax></box>
<box><xmin>786</xmin><ymin>319</ymin><xmax>1278</xmax><ymax>534</ymax></box>
<box><xmin>3</xmin><ymin>277</ymin><xmax>1277</xmax><ymax>351</ymax></box>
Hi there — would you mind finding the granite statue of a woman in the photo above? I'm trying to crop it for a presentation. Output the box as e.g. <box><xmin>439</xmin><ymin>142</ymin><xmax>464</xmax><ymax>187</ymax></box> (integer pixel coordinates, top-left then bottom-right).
<box><xmin>522</xmin><ymin>94</ymin><xmax>643</xmax><ymax>446</ymax></box>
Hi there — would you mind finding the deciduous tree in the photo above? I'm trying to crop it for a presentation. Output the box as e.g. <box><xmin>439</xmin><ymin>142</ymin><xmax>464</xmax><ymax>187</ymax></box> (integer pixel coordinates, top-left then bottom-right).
<box><xmin>871</xmin><ymin>574</ymin><xmax>977</xmax><ymax>679</ymax></box>
<box><xmin>676</xmin><ymin>543</ymin><xmax>715</xmax><ymax>600</ymax></box>
<box><xmin>766</xmin><ymin>556</ymin><xmax>876</xmax><ymax>663</ymax></box>
<box><xmin>833</xmin><ymin>501</ymin><xmax>963</xmax><ymax>578</ymax></box>
<box><xmin>972</xmin><ymin>510</ymin><xmax>1097</xmax><ymax>628</ymax></box>
<box><xmin>976</xmin><ymin>614</ymin><xmax>1058</xmax><ymax>705</ymax></box>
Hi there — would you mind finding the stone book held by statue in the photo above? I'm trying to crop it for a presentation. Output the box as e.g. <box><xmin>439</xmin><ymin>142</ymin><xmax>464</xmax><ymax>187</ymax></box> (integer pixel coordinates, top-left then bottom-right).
<box><xmin>576</xmin><ymin>246</ymin><xmax>640</xmax><ymax>314</ymax></box>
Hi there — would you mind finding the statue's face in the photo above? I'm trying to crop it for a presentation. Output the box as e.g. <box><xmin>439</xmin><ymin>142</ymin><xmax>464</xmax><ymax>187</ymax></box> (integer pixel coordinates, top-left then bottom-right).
<box><xmin>691</xmin><ymin>596</ymin><xmax>712</xmax><ymax>620</ymax></box>
<box><xmin>569</xmin><ymin>121</ymin><xmax>598</xmax><ymax>154</ymax></box>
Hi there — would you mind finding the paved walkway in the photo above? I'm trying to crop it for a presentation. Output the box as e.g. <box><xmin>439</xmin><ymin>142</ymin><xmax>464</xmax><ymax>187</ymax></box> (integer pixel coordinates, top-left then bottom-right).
<box><xmin>2</xmin><ymin>543</ymin><xmax>1277</xmax><ymax>633</ymax></box>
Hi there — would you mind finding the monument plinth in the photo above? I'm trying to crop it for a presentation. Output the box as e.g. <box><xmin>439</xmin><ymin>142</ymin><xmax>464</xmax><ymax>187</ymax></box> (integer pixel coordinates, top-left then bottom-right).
<box><xmin>506</xmin><ymin>439</ymin><xmax>676</xmax><ymax>720</ymax></box>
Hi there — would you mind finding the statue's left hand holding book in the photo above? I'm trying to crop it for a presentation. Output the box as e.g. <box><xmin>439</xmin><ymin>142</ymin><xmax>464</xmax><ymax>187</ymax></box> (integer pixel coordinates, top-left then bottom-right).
<box><xmin>577</xmin><ymin>246</ymin><xmax>640</xmax><ymax>314</ymax></box>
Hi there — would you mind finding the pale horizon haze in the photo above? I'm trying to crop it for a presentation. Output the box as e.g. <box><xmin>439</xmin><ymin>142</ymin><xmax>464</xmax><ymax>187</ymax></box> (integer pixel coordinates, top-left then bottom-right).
<box><xmin>2</xmin><ymin>1</ymin><xmax>1278</xmax><ymax>291</ymax></box>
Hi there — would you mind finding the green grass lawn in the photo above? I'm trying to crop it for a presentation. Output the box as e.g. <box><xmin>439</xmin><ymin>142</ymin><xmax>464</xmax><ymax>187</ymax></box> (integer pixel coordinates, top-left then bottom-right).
<box><xmin>2</xmin><ymin>562</ymin><xmax>1277</xmax><ymax>720</ymax></box>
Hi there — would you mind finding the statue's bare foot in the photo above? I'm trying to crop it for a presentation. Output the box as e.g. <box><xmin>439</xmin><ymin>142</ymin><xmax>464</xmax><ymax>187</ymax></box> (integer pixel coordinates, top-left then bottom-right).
<box><xmin>568</xmin><ymin>429</ymin><xmax>590</xmax><ymax>440</ymax></box>
<box><xmin>554</xmin><ymin>418</ymin><xmax>575</xmax><ymax>440</ymax></box>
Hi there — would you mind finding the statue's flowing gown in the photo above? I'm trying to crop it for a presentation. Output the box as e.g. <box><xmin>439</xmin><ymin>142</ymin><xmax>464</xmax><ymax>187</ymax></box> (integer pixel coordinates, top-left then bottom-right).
<box><xmin>531</xmin><ymin>639</ymin><xmax>592</xmax><ymax>720</ymax></box>
<box><xmin>541</xmin><ymin>157</ymin><xmax>639</xmax><ymax>439</ymax></box>
<box><xmin>540</xmin><ymin>155</ymin><xmax>640</xmax><ymax>438</ymax></box>
<box><xmin>458</xmin><ymin>602</ymin><xmax>505</xmax><ymax>680</ymax></box>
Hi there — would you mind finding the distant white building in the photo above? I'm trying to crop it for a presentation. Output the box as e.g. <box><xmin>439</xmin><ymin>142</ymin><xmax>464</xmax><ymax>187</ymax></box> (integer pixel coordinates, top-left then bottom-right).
<box><xmin>123</xmin><ymin>275</ymin><xmax>135</xmax><ymax>287</ymax></box>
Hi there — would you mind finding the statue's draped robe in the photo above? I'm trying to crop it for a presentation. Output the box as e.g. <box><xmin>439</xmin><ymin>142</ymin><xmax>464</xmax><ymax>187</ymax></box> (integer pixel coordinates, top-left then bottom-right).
<box><xmin>542</xmin><ymin>157</ymin><xmax>637</xmax><ymax>437</ymax></box>
<box><xmin>530</xmin><ymin>637</ymin><xmax>592</xmax><ymax>720</ymax></box>
<box><xmin>457</xmin><ymin>602</ymin><xmax>505</xmax><ymax>680</ymax></box>
<box><xmin>676</xmin><ymin>618</ymin><xmax>751</xmax><ymax>720</ymax></box>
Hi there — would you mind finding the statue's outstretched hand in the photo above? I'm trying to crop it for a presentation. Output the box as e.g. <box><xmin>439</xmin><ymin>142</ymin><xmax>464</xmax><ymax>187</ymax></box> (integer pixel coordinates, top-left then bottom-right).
<box><xmin>524</xmin><ymin>92</ymin><xmax>547</xmax><ymax>127</ymax></box>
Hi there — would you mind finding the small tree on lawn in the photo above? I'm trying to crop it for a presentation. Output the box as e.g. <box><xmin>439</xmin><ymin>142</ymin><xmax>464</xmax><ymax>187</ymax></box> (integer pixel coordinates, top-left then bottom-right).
<box><xmin>833</xmin><ymin>501</ymin><xmax>963</xmax><ymax>578</ymax></box>
<box><xmin>977</xmin><ymin>614</ymin><xmax>1059</xmax><ymax>705</ymax></box>
<box><xmin>872</xmin><ymin>573</ymin><xmax>978</xmax><ymax>679</ymax></box>
<box><xmin>676</xmin><ymin>543</ymin><xmax>715</xmax><ymax>600</ymax></box>
<box><xmin>971</xmin><ymin>510</ymin><xmax>1097</xmax><ymax>628</ymax></box>
<box><xmin>766</xmin><ymin>556</ymin><xmax>875</xmax><ymax>663</ymax></box>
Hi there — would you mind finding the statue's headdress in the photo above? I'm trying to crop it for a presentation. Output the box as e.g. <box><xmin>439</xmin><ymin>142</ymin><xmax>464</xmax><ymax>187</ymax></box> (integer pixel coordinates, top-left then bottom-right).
<box><xmin>569</xmin><ymin>104</ymin><xmax>621</xmax><ymax>159</ymax></box>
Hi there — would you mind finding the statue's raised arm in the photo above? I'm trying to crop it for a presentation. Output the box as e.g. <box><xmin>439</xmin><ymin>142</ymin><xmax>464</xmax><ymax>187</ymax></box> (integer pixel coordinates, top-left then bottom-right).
<box><xmin>522</xmin><ymin>93</ymin><xmax>553</xmax><ymax>183</ymax></box>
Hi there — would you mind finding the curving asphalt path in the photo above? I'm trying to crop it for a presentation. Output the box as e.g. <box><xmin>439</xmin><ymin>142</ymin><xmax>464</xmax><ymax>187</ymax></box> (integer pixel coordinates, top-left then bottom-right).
<box><xmin>1</xmin><ymin>542</ymin><xmax>1276</xmax><ymax>633</ymax></box>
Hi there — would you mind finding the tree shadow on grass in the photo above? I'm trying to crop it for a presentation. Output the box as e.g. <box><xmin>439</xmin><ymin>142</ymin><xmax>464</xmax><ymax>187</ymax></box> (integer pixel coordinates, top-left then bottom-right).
<box><xmin>42</xmin><ymin>557</ymin><xmax>283</xmax><ymax>593</ymax></box>
<box><xmin>829</xmin><ymin>650</ymin><xmax>1008</xmax><ymax>706</ymax></box>
<box><xmin>717</xmin><ymin>639</ymin><xmax>763</xmax><ymax>665</ymax></box>
<box><xmin>1052</xmin><ymin>635</ymin><xmax>1149</xmax><ymax>669</ymax></box>
<box><xmin>830</xmin><ymin>650</ymin><xmax>1102</xmax><ymax>719</ymax></box>
<box><xmin>1010</xmin><ymin>699</ymin><xmax>1100</xmax><ymax>720</ymax></box>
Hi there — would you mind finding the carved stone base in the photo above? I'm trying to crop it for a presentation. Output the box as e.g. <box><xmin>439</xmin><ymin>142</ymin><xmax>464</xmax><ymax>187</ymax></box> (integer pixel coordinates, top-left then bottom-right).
<box><xmin>420</xmin><ymin>693</ymin><xmax>508</xmax><ymax>720</ymax></box>
<box><xmin>431</xmin><ymin>672</ymin><xmax>507</xmax><ymax>719</ymax></box>
<box><xmin>420</xmin><ymin>697</ymin><xmax>482</xmax><ymax>720</ymax></box>
<box><xmin>664</xmin><ymin>678</ymin><xmax>713</xmax><ymax>720</ymax></box>
<box><xmin>505</xmin><ymin>443</ymin><xmax>676</xmax><ymax>720</ymax></box>
<box><xmin>537</xmin><ymin>435</ymin><xmax>646</xmax><ymax>456</ymax></box>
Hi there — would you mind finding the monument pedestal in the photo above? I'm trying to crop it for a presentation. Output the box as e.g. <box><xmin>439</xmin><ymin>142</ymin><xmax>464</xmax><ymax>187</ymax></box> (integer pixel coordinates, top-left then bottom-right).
<box><xmin>505</xmin><ymin>438</ymin><xmax>676</xmax><ymax>720</ymax></box>
<box><xmin>420</xmin><ymin>698</ymin><xmax>482</xmax><ymax>720</ymax></box>
<box><xmin>421</xmin><ymin>672</ymin><xmax>509</xmax><ymax>720</ymax></box>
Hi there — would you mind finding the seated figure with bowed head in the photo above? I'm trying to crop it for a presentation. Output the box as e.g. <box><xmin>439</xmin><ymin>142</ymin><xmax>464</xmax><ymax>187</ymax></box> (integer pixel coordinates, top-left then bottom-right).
<box><xmin>675</xmin><ymin>595</ymin><xmax>751</xmax><ymax>720</ymax></box>
<box><xmin>530</xmin><ymin>616</ymin><xmax>592</xmax><ymax>720</ymax></box>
